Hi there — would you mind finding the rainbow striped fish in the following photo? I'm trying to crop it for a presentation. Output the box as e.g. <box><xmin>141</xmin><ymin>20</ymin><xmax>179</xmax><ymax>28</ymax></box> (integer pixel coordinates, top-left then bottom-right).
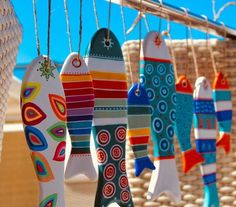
<box><xmin>193</xmin><ymin>77</ymin><xmax>219</xmax><ymax>207</ymax></box>
<box><xmin>127</xmin><ymin>83</ymin><xmax>155</xmax><ymax>177</ymax></box>
<box><xmin>86</xmin><ymin>28</ymin><xmax>133</xmax><ymax>207</ymax></box>
<box><xmin>175</xmin><ymin>75</ymin><xmax>204</xmax><ymax>173</ymax></box>
<box><xmin>60</xmin><ymin>53</ymin><xmax>97</xmax><ymax>181</ymax></box>
<box><xmin>212</xmin><ymin>72</ymin><xmax>232</xmax><ymax>153</ymax></box>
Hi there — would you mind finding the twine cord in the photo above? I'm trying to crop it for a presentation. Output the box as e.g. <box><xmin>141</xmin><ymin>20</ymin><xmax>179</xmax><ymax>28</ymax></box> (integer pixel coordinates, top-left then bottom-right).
<box><xmin>32</xmin><ymin>0</ymin><xmax>40</xmax><ymax>56</ymax></box>
<box><xmin>64</xmin><ymin>0</ymin><xmax>72</xmax><ymax>53</ymax></box>
<box><xmin>120</xmin><ymin>0</ymin><xmax>134</xmax><ymax>86</ymax></box>
<box><xmin>185</xmin><ymin>25</ymin><xmax>189</xmax><ymax>76</ymax></box>
<box><xmin>47</xmin><ymin>0</ymin><xmax>52</xmax><ymax>69</ymax></box>
<box><xmin>78</xmin><ymin>0</ymin><xmax>83</xmax><ymax>56</ymax></box>
<box><xmin>106</xmin><ymin>0</ymin><xmax>112</xmax><ymax>42</ymax></box>
<box><xmin>93</xmin><ymin>0</ymin><xmax>100</xmax><ymax>30</ymax></box>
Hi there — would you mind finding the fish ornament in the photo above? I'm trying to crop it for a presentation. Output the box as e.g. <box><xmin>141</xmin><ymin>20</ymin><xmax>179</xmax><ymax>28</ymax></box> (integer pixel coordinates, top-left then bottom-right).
<box><xmin>212</xmin><ymin>72</ymin><xmax>232</xmax><ymax>153</ymax></box>
<box><xmin>175</xmin><ymin>75</ymin><xmax>204</xmax><ymax>173</ymax></box>
<box><xmin>140</xmin><ymin>31</ymin><xmax>181</xmax><ymax>203</ymax></box>
<box><xmin>193</xmin><ymin>77</ymin><xmax>219</xmax><ymax>207</ymax></box>
<box><xmin>21</xmin><ymin>56</ymin><xmax>67</xmax><ymax>207</ymax></box>
<box><xmin>127</xmin><ymin>83</ymin><xmax>155</xmax><ymax>177</ymax></box>
<box><xmin>86</xmin><ymin>28</ymin><xmax>134</xmax><ymax>207</ymax></box>
<box><xmin>60</xmin><ymin>52</ymin><xmax>97</xmax><ymax>180</ymax></box>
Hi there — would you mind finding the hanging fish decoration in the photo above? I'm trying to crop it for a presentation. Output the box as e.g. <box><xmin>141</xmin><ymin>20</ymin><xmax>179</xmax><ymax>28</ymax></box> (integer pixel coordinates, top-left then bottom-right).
<box><xmin>212</xmin><ymin>72</ymin><xmax>232</xmax><ymax>153</ymax></box>
<box><xmin>127</xmin><ymin>83</ymin><xmax>155</xmax><ymax>177</ymax></box>
<box><xmin>86</xmin><ymin>28</ymin><xmax>134</xmax><ymax>207</ymax></box>
<box><xmin>175</xmin><ymin>75</ymin><xmax>204</xmax><ymax>173</ymax></box>
<box><xmin>140</xmin><ymin>31</ymin><xmax>181</xmax><ymax>203</ymax></box>
<box><xmin>193</xmin><ymin>77</ymin><xmax>219</xmax><ymax>207</ymax></box>
<box><xmin>21</xmin><ymin>56</ymin><xmax>67</xmax><ymax>207</ymax></box>
<box><xmin>60</xmin><ymin>52</ymin><xmax>97</xmax><ymax>180</ymax></box>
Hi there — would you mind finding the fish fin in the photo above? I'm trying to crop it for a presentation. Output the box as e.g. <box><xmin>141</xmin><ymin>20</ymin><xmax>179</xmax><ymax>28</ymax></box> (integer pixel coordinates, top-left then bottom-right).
<box><xmin>147</xmin><ymin>159</ymin><xmax>181</xmax><ymax>203</ymax></box>
<box><xmin>65</xmin><ymin>154</ymin><xmax>97</xmax><ymax>181</ymax></box>
<box><xmin>216</xmin><ymin>133</ymin><xmax>231</xmax><ymax>154</ymax></box>
<box><xmin>182</xmin><ymin>148</ymin><xmax>204</xmax><ymax>173</ymax></box>
<box><xmin>203</xmin><ymin>184</ymin><xmax>219</xmax><ymax>207</ymax></box>
<box><xmin>134</xmin><ymin>156</ymin><xmax>155</xmax><ymax>177</ymax></box>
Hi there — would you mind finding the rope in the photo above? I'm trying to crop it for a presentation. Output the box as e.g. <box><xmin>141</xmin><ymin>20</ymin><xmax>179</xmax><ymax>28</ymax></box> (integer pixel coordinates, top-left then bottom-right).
<box><xmin>106</xmin><ymin>0</ymin><xmax>112</xmax><ymax>42</ymax></box>
<box><xmin>32</xmin><ymin>0</ymin><xmax>40</xmax><ymax>56</ymax></box>
<box><xmin>64</xmin><ymin>0</ymin><xmax>72</xmax><ymax>53</ymax></box>
<box><xmin>185</xmin><ymin>26</ymin><xmax>189</xmax><ymax>76</ymax></box>
<box><xmin>93</xmin><ymin>0</ymin><xmax>100</xmax><ymax>30</ymax></box>
<box><xmin>120</xmin><ymin>0</ymin><xmax>134</xmax><ymax>86</ymax></box>
<box><xmin>78</xmin><ymin>0</ymin><xmax>83</xmax><ymax>56</ymax></box>
<box><xmin>47</xmin><ymin>0</ymin><xmax>52</xmax><ymax>67</ymax></box>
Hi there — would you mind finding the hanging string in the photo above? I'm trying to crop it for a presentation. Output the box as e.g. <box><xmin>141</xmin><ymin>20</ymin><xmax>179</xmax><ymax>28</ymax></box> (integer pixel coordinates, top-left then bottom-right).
<box><xmin>136</xmin><ymin>0</ymin><xmax>143</xmax><ymax>93</ymax></box>
<box><xmin>143</xmin><ymin>13</ymin><xmax>150</xmax><ymax>32</ymax></box>
<box><xmin>106</xmin><ymin>0</ymin><xmax>112</xmax><ymax>42</ymax></box>
<box><xmin>93</xmin><ymin>0</ymin><xmax>100</xmax><ymax>30</ymax></box>
<box><xmin>64</xmin><ymin>0</ymin><xmax>72</xmax><ymax>53</ymax></box>
<box><xmin>185</xmin><ymin>25</ymin><xmax>189</xmax><ymax>76</ymax></box>
<box><xmin>120</xmin><ymin>0</ymin><xmax>134</xmax><ymax>86</ymax></box>
<box><xmin>47</xmin><ymin>0</ymin><xmax>52</xmax><ymax>67</ymax></box>
<box><xmin>78</xmin><ymin>0</ymin><xmax>83</xmax><ymax>56</ymax></box>
<box><xmin>221</xmin><ymin>21</ymin><xmax>227</xmax><ymax>72</ymax></box>
<box><xmin>32</xmin><ymin>0</ymin><xmax>40</xmax><ymax>56</ymax></box>
<box><xmin>158</xmin><ymin>0</ymin><xmax>163</xmax><ymax>36</ymax></box>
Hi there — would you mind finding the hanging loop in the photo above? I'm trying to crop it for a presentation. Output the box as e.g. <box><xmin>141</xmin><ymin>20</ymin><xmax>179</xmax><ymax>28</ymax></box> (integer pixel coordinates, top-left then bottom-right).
<box><xmin>202</xmin><ymin>14</ymin><xmax>217</xmax><ymax>75</ymax></box>
<box><xmin>93</xmin><ymin>0</ymin><xmax>100</xmax><ymax>30</ymax></box>
<box><xmin>64</xmin><ymin>0</ymin><xmax>73</xmax><ymax>53</ymax></box>
<box><xmin>78</xmin><ymin>0</ymin><xmax>83</xmax><ymax>57</ymax></box>
<box><xmin>46</xmin><ymin>0</ymin><xmax>52</xmax><ymax>70</ymax></box>
<box><xmin>106</xmin><ymin>0</ymin><xmax>112</xmax><ymax>43</ymax></box>
<box><xmin>32</xmin><ymin>0</ymin><xmax>40</xmax><ymax>56</ymax></box>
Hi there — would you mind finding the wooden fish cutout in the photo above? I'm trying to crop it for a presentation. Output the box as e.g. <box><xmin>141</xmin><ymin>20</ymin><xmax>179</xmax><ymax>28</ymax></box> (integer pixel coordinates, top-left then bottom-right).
<box><xmin>140</xmin><ymin>31</ymin><xmax>181</xmax><ymax>203</ymax></box>
<box><xmin>85</xmin><ymin>28</ymin><xmax>134</xmax><ymax>207</ymax></box>
<box><xmin>60</xmin><ymin>52</ymin><xmax>97</xmax><ymax>180</ymax></box>
<box><xmin>21</xmin><ymin>56</ymin><xmax>66</xmax><ymax>207</ymax></box>
<box><xmin>212</xmin><ymin>72</ymin><xmax>232</xmax><ymax>153</ymax></box>
<box><xmin>175</xmin><ymin>75</ymin><xmax>204</xmax><ymax>173</ymax></box>
<box><xmin>193</xmin><ymin>77</ymin><xmax>219</xmax><ymax>207</ymax></box>
<box><xmin>127</xmin><ymin>83</ymin><xmax>155</xmax><ymax>176</ymax></box>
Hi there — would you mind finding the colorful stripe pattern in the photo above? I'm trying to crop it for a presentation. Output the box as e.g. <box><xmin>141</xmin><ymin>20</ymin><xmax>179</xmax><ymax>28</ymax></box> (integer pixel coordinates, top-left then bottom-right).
<box><xmin>127</xmin><ymin>84</ymin><xmax>155</xmax><ymax>177</ymax></box>
<box><xmin>86</xmin><ymin>28</ymin><xmax>133</xmax><ymax>207</ymax></box>
<box><xmin>212</xmin><ymin>72</ymin><xmax>232</xmax><ymax>153</ymax></box>
<box><xmin>193</xmin><ymin>77</ymin><xmax>219</xmax><ymax>207</ymax></box>
<box><xmin>175</xmin><ymin>75</ymin><xmax>204</xmax><ymax>173</ymax></box>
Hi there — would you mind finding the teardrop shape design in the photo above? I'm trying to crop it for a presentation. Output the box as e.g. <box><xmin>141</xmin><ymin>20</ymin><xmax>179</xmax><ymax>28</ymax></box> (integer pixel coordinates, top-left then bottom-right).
<box><xmin>31</xmin><ymin>152</ymin><xmax>54</xmax><ymax>182</ymax></box>
<box><xmin>39</xmin><ymin>193</ymin><xmax>58</xmax><ymax>207</ymax></box>
<box><xmin>21</xmin><ymin>82</ymin><xmax>41</xmax><ymax>103</ymax></box>
<box><xmin>49</xmin><ymin>94</ymin><xmax>67</xmax><ymax>121</ymax></box>
<box><xmin>25</xmin><ymin>126</ymin><xmax>48</xmax><ymax>151</ymax></box>
<box><xmin>53</xmin><ymin>141</ymin><xmax>66</xmax><ymax>162</ymax></box>
<box><xmin>22</xmin><ymin>102</ymin><xmax>47</xmax><ymax>125</ymax></box>
<box><xmin>47</xmin><ymin>122</ymin><xmax>66</xmax><ymax>142</ymax></box>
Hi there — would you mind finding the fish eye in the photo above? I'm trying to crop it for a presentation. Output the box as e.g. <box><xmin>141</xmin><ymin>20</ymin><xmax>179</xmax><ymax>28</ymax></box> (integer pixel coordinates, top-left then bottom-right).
<box><xmin>221</xmin><ymin>79</ymin><xmax>226</xmax><ymax>85</ymax></box>
<box><xmin>72</xmin><ymin>57</ymin><xmax>81</xmax><ymax>68</ymax></box>
<box><xmin>135</xmin><ymin>89</ymin><xmax>140</xmax><ymax>96</ymax></box>
<box><xmin>182</xmin><ymin>80</ymin><xmax>187</xmax><ymax>88</ymax></box>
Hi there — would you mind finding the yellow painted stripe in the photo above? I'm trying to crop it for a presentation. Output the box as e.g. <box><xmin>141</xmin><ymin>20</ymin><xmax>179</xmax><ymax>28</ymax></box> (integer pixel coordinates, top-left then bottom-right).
<box><xmin>90</xmin><ymin>71</ymin><xmax>127</xmax><ymax>81</ymax></box>
<box><xmin>60</xmin><ymin>74</ymin><xmax>92</xmax><ymax>82</ymax></box>
<box><xmin>127</xmin><ymin>128</ymin><xmax>150</xmax><ymax>137</ymax></box>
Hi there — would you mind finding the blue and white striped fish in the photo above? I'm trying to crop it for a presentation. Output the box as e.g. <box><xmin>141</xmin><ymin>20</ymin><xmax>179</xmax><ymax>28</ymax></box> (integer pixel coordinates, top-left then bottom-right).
<box><xmin>193</xmin><ymin>77</ymin><xmax>219</xmax><ymax>207</ymax></box>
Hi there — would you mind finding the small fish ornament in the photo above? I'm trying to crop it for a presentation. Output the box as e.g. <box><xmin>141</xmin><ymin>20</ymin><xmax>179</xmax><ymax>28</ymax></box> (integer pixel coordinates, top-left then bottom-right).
<box><xmin>86</xmin><ymin>28</ymin><xmax>134</xmax><ymax>207</ymax></box>
<box><xmin>60</xmin><ymin>52</ymin><xmax>97</xmax><ymax>180</ymax></box>
<box><xmin>21</xmin><ymin>56</ymin><xmax>67</xmax><ymax>207</ymax></box>
<box><xmin>193</xmin><ymin>77</ymin><xmax>219</xmax><ymax>207</ymax></box>
<box><xmin>212</xmin><ymin>72</ymin><xmax>232</xmax><ymax>153</ymax></box>
<box><xmin>175</xmin><ymin>75</ymin><xmax>204</xmax><ymax>173</ymax></box>
<box><xmin>140</xmin><ymin>31</ymin><xmax>181</xmax><ymax>203</ymax></box>
<box><xmin>127</xmin><ymin>83</ymin><xmax>155</xmax><ymax>177</ymax></box>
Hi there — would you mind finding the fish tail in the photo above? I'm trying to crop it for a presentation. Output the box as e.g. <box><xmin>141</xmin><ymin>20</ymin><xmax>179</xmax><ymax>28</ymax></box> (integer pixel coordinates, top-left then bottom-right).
<box><xmin>182</xmin><ymin>148</ymin><xmax>204</xmax><ymax>173</ymax></box>
<box><xmin>216</xmin><ymin>133</ymin><xmax>231</xmax><ymax>154</ymax></box>
<box><xmin>203</xmin><ymin>184</ymin><xmax>219</xmax><ymax>207</ymax></box>
<box><xmin>65</xmin><ymin>153</ymin><xmax>97</xmax><ymax>181</ymax></box>
<box><xmin>134</xmin><ymin>156</ymin><xmax>155</xmax><ymax>177</ymax></box>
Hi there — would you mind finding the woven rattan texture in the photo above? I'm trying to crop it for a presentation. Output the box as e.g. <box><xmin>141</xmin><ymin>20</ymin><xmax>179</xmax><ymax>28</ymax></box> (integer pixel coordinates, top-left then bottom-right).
<box><xmin>0</xmin><ymin>0</ymin><xmax>22</xmax><ymax>159</ymax></box>
<box><xmin>122</xmin><ymin>39</ymin><xmax>236</xmax><ymax>207</ymax></box>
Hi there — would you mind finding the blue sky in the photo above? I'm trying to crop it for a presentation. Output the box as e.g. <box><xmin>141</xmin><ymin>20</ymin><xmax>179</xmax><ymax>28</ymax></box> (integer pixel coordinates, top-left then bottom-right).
<box><xmin>12</xmin><ymin>0</ymin><xmax>236</xmax><ymax>65</ymax></box>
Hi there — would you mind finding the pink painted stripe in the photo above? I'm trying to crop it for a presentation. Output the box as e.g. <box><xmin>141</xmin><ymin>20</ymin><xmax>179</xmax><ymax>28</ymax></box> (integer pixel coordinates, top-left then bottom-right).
<box><xmin>67</xmin><ymin>107</ymin><xmax>94</xmax><ymax>116</ymax></box>
<box><xmin>65</xmin><ymin>94</ymin><xmax>94</xmax><ymax>102</ymax></box>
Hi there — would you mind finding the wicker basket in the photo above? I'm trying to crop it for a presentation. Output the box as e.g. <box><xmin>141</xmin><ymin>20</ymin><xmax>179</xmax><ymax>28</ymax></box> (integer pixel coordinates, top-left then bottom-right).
<box><xmin>122</xmin><ymin>38</ymin><xmax>236</xmax><ymax>207</ymax></box>
<box><xmin>0</xmin><ymin>0</ymin><xmax>22</xmax><ymax>159</ymax></box>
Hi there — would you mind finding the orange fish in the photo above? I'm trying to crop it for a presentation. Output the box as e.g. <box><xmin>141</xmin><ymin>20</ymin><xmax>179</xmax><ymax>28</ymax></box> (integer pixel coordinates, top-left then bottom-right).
<box><xmin>212</xmin><ymin>72</ymin><xmax>232</xmax><ymax>154</ymax></box>
<box><xmin>175</xmin><ymin>75</ymin><xmax>204</xmax><ymax>173</ymax></box>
